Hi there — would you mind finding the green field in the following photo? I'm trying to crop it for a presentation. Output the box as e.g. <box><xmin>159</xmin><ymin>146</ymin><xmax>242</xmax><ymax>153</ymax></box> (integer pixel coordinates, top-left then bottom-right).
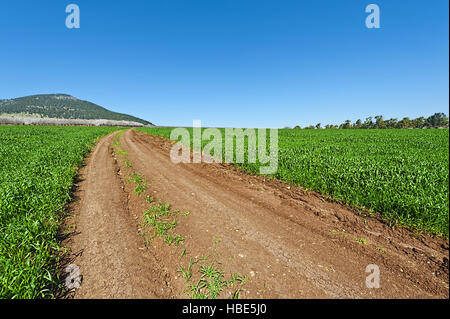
<box><xmin>0</xmin><ymin>126</ymin><xmax>116</xmax><ymax>298</ymax></box>
<box><xmin>1</xmin><ymin>126</ymin><xmax>448</xmax><ymax>299</ymax></box>
<box><xmin>137</xmin><ymin>127</ymin><xmax>449</xmax><ymax>236</ymax></box>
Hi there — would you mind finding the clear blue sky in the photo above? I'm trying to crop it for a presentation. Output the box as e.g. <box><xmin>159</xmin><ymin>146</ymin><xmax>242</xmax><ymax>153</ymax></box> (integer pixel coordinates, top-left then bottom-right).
<box><xmin>0</xmin><ymin>0</ymin><xmax>448</xmax><ymax>128</ymax></box>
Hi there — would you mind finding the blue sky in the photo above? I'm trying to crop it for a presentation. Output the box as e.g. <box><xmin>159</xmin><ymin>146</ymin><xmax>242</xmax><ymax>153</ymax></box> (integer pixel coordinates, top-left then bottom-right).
<box><xmin>0</xmin><ymin>0</ymin><xmax>448</xmax><ymax>128</ymax></box>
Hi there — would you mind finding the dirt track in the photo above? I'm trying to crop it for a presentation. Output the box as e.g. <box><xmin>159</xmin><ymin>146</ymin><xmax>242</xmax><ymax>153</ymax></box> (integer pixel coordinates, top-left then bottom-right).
<box><xmin>63</xmin><ymin>130</ymin><xmax>449</xmax><ymax>299</ymax></box>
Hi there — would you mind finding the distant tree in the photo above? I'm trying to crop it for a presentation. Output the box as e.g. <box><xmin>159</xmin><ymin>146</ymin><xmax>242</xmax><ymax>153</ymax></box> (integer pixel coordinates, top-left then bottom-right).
<box><xmin>385</xmin><ymin>118</ymin><xmax>398</xmax><ymax>129</ymax></box>
<box><xmin>293</xmin><ymin>125</ymin><xmax>301</xmax><ymax>129</ymax></box>
<box><xmin>426</xmin><ymin>113</ymin><xmax>448</xmax><ymax>128</ymax></box>
<box><xmin>398</xmin><ymin>117</ymin><xmax>411</xmax><ymax>128</ymax></box>
<box><xmin>315</xmin><ymin>123</ymin><xmax>321</xmax><ymax>129</ymax></box>
<box><xmin>340</xmin><ymin>120</ymin><xmax>352</xmax><ymax>129</ymax></box>
<box><xmin>412</xmin><ymin>117</ymin><xmax>425</xmax><ymax>128</ymax></box>
<box><xmin>354</xmin><ymin>119</ymin><xmax>362</xmax><ymax>128</ymax></box>
<box><xmin>363</xmin><ymin>116</ymin><xmax>373</xmax><ymax>129</ymax></box>
<box><xmin>374</xmin><ymin>115</ymin><xmax>385</xmax><ymax>129</ymax></box>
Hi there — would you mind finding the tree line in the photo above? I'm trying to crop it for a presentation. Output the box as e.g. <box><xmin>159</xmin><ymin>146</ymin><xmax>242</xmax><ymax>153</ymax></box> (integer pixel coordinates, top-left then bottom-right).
<box><xmin>290</xmin><ymin>112</ymin><xmax>449</xmax><ymax>129</ymax></box>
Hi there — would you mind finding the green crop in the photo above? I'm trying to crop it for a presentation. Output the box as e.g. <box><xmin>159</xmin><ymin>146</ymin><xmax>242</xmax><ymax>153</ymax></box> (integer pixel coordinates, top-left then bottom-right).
<box><xmin>0</xmin><ymin>125</ymin><xmax>117</xmax><ymax>298</ymax></box>
<box><xmin>137</xmin><ymin>127</ymin><xmax>449</xmax><ymax>236</ymax></box>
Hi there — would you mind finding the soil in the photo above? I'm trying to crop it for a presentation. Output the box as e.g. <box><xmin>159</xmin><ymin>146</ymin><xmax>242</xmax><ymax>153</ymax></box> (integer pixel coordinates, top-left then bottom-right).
<box><xmin>62</xmin><ymin>129</ymin><xmax>449</xmax><ymax>299</ymax></box>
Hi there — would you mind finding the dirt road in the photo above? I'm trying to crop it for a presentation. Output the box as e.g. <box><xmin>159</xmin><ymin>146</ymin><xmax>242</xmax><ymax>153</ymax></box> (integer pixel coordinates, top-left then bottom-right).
<box><xmin>63</xmin><ymin>130</ymin><xmax>449</xmax><ymax>298</ymax></box>
<box><xmin>62</xmin><ymin>133</ymin><xmax>172</xmax><ymax>298</ymax></box>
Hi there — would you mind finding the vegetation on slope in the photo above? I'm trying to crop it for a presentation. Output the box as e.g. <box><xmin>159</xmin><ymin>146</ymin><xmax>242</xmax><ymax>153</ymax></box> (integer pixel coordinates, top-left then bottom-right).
<box><xmin>0</xmin><ymin>94</ymin><xmax>152</xmax><ymax>125</ymax></box>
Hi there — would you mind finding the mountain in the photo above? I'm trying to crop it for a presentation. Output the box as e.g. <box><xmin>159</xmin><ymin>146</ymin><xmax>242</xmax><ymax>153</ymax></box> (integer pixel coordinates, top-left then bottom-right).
<box><xmin>0</xmin><ymin>94</ymin><xmax>153</xmax><ymax>125</ymax></box>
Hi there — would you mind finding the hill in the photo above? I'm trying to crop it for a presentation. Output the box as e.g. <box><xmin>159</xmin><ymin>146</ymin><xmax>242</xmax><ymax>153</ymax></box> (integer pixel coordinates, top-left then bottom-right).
<box><xmin>0</xmin><ymin>94</ymin><xmax>153</xmax><ymax>125</ymax></box>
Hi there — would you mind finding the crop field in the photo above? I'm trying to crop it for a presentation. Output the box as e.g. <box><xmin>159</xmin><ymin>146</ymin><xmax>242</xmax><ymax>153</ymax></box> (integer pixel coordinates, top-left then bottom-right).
<box><xmin>0</xmin><ymin>126</ymin><xmax>116</xmax><ymax>298</ymax></box>
<box><xmin>137</xmin><ymin>127</ymin><xmax>449</xmax><ymax>236</ymax></box>
<box><xmin>0</xmin><ymin>125</ymin><xmax>448</xmax><ymax>299</ymax></box>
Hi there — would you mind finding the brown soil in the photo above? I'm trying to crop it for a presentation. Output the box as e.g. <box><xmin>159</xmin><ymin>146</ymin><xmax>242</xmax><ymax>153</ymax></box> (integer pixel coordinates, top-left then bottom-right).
<box><xmin>62</xmin><ymin>129</ymin><xmax>449</xmax><ymax>299</ymax></box>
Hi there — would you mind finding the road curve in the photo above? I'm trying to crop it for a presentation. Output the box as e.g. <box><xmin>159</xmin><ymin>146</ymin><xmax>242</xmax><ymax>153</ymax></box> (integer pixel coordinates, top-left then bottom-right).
<box><xmin>63</xmin><ymin>130</ymin><xmax>449</xmax><ymax>298</ymax></box>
